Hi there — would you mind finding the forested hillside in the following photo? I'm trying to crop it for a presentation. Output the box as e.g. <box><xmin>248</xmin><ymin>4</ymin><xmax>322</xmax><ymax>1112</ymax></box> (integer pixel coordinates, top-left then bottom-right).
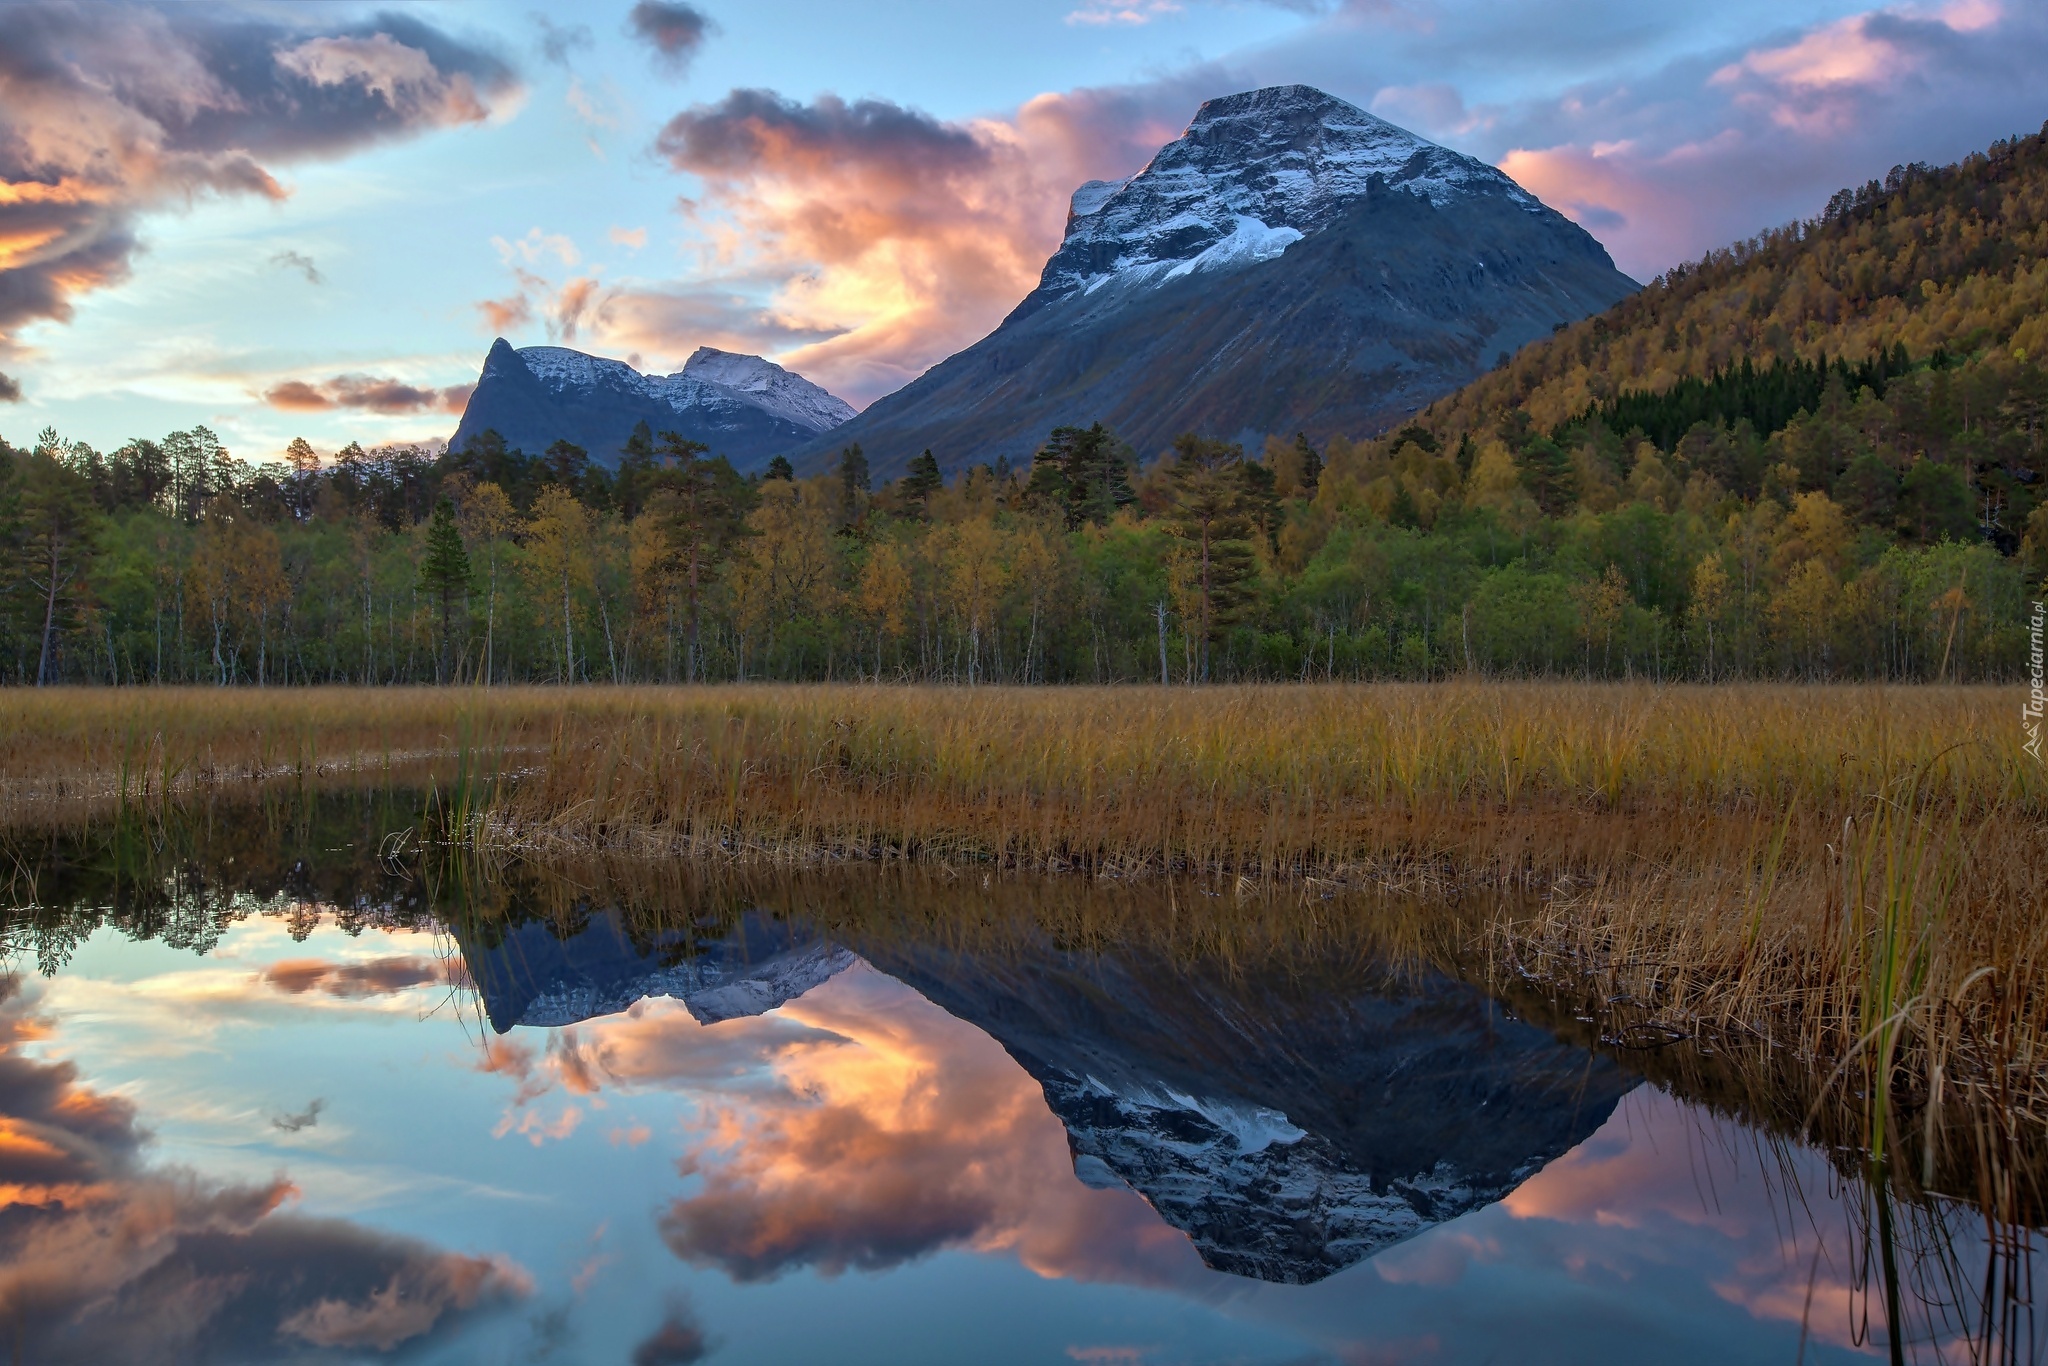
<box><xmin>1</xmin><ymin>127</ymin><xmax>2044</xmax><ymax>687</ymax></box>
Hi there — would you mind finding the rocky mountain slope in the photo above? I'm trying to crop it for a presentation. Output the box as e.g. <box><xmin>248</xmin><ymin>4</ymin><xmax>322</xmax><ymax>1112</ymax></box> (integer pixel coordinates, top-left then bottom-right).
<box><xmin>450</xmin><ymin>340</ymin><xmax>855</xmax><ymax>467</ymax></box>
<box><xmin>792</xmin><ymin>84</ymin><xmax>1637</xmax><ymax>480</ymax></box>
<box><xmin>860</xmin><ymin>934</ymin><xmax>1632</xmax><ymax>1284</ymax></box>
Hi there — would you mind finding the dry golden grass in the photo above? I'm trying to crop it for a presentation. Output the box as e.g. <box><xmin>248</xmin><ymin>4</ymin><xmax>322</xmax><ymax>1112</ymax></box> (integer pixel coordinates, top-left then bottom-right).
<box><xmin>4</xmin><ymin>680</ymin><xmax>2044</xmax><ymax>1137</ymax></box>
<box><xmin>2</xmin><ymin>681</ymin><xmax>2038</xmax><ymax>869</ymax></box>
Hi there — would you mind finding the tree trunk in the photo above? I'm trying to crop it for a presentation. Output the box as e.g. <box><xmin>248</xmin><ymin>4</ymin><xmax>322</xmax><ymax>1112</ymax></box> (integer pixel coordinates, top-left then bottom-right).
<box><xmin>562</xmin><ymin>570</ymin><xmax>575</xmax><ymax>683</ymax></box>
<box><xmin>687</xmin><ymin>542</ymin><xmax>702</xmax><ymax>684</ymax></box>
<box><xmin>1155</xmin><ymin>600</ymin><xmax>1169</xmax><ymax>686</ymax></box>
<box><xmin>35</xmin><ymin>538</ymin><xmax>61</xmax><ymax>686</ymax></box>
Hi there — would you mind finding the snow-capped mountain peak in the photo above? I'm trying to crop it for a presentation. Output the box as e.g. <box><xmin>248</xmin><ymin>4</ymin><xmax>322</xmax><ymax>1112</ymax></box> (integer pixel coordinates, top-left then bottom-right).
<box><xmin>510</xmin><ymin>344</ymin><xmax>853</xmax><ymax>437</ymax></box>
<box><xmin>681</xmin><ymin>347</ymin><xmax>858</xmax><ymax>432</ymax></box>
<box><xmin>1037</xmin><ymin>83</ymin><xmax>1535</xmax><ymax>303</ymax></box>
<box><xmin>452</xmin><ymin>338</ymin><xmax>856</xmax><ymax>471</ymax></box>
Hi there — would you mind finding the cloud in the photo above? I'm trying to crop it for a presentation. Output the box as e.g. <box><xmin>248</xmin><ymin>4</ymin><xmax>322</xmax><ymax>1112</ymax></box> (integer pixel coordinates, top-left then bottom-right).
<box><xmin>513</xmin><ymin>969</ymin><xmax>1203</xmax><ymax>1287</ymax></box>
<box><xmin>0</xmin><ymin>3</ymin><xmax>518</xmax><ymax>398</ymax></box>
<box><xmin>550</xmin><ymin>277</ymin><xmax>604</xmax><ymax>343</ymax></box>
<box><xmin>0</xmin><ymin>974</ymin><xmax>529</xmax><ymax>1362</ymax></box>
<box><xmin>261</xmin><ymin>955</ymin><xmax>444</xmax><ymax>996</ymax></box>
<box><xmin>272</xmin><ymin>1098</ymin><xmax>326</xmax><ymax>1132</ymax></box>
<box><xmin>534</xmin><ymin>15</ymin><xmax>594</xmax><ymax>67</ymax></box>
<box><xmin>642</xmin><ymin>78</ymin><xmax>1206</xmax><ymax>402</ymax></box>
<box><xmin>263</xmin><ymin>376</ymin><xmax>473</xmax><ymax>415</ymax></box>
<box><xmin>478</xmin><ymin>293</ymin><xmax>535</xmax><ymax>334</ymax></box>
<box><xmin>611</xmin><ymin>225</ymin><xmax>650</xmax><ymax>250</ymax></box>
<box><xmin>629</xmin><ymin>1</ymin><xmax>716</xmax><ymax>76</ymax></box>
<box><xmin>269</xmin><ymin>250</ymin><xmax>323</xmax><ymax>285</ymax></box>
<box><xmin>632</xmin><ymin>1295</ymin><xmax>714</xmax><ymax>1365</ymax></box>
<box><xmin>474</xmin><ymin>270</ymin><xmax>845</xmax><ymax>372</ymax></box>
<box><xmin>0</xmin><ymin>372</ymin><xmax>21</xmax><ymax>402</ymax></box>
<box><xmin>1066</xmin><ymin>0</ymin><xmax>1186</xmax><ymax>25</ymax></box>
<box><xmin>495</xmin><ymin>228</ymin><xmax>582</xmax><ymax>268</ymax></box>
<box><xmin>1465</xmin><ymin>2</ymin><xmax>2048</xmax><ymax>276</ymax></box>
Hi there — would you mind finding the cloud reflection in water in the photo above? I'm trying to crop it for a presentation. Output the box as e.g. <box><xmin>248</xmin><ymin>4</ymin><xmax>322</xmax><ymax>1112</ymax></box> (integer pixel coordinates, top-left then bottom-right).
<box><xmin>0</xmin><ymin>974</ymin><xmax>530</xmax><ymax>1363</ymax></box>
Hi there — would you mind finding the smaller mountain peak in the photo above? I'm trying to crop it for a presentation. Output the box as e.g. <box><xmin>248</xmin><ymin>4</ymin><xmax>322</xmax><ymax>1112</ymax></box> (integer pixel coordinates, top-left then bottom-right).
<box><xmin>681</xmin><ymin>347</ymin><xmax>776</xmax><ymax>386</ymax></box>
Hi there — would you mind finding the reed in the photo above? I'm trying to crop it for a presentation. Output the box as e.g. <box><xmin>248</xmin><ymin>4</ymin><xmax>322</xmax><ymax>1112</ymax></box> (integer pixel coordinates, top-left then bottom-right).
<box><xmin>8</xmin><ymin>681</ymin><xmax>2034</xmax><ymax>864</ymax></box>
<box><xmin>5</xmin><ymin>682</ymin><xmax>2045</xmax><ymax>1124</ymax></box>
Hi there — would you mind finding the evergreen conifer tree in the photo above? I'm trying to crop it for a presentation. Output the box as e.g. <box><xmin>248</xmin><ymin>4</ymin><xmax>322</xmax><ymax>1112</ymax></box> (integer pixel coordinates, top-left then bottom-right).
<box><xmin>837</xmin><ymin>443</ymin><xmax>870</xmax><ymax>525</ymax></box>
<box><xmin>417</xmin><ymin>497</ymin><xmax>473</xmax><ymax>683</ymax></box>
<box><xmin>1164</xmin><ymin>433</ymin><xmax>1259</xmax><ymax>681</ymax></box>
<box><xmin>901</xmin><ymin>450</ymin><xmax>943</xmax><ymax>515</ymax></box>
<box><xmin>1292</xmin><ymin>433</ymin><xmax>1322</xmax><ymax>493</ymax></box>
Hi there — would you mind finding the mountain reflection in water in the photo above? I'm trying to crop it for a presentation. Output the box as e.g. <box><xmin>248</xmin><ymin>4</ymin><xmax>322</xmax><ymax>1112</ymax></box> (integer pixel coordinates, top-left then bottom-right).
<box><xmin>1</xmin><ymin>806</ymin><xmax>2041</xmax><ymax>1364</ymax></box>
<box><xmin>457</xmin><ymin>910</ymin><xmax>1631</xmax><ymax>1285</ymax></box>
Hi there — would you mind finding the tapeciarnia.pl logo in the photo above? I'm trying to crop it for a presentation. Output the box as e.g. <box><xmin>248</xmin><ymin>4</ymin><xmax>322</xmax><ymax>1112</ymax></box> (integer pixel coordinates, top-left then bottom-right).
<box><xmin>2026</xmin><ymin>599</ymin><xmax>2045</xmax><ymax>762</ymax></box>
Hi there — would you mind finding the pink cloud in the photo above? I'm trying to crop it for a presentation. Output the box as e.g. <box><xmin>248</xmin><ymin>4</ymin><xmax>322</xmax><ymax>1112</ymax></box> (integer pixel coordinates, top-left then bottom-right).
<box><xmin>1487</xmin><ymin>1</ymin><xmax>2048</xmax><ymax>277</ymax></box>
<box><xmin>619</xmin><ymin>80</ymin><xmax>1203</xmax><ymax>403</ymax></box>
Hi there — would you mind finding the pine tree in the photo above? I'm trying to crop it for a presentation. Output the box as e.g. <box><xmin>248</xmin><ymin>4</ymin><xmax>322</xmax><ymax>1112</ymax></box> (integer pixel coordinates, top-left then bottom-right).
<box><xmin>654</xmin><ymin>431</ymin><xmax>741</xmax><ymax>680</ymax></box>
<box><xmin>1293</xmin><ymin>432</ymin><xmax>1322</xmax><ymax>494</ymax></box>
<box><xmin>1164</xmin><ymin>433</ymin><xmax>1260</xmax><ymax>681</ymax></box>
<box><xmin>764</xmin><ymin>455</ymin><xmax>794</xmax><ymax>482</ymax></box>
<box><xmin>837</xmin><ymin>443</ymin><xmax>870</xmax><ymax>526</ymax></box>
<box><xmin>417</xmin><ymin>497</ymin><xmax>473</xmax><ymax>683</ymax></box>
<box><xmin>901</xmin><ymin>450</ymin><xmax>943</xmax><ymax>516</ymax></box>
<box><xmin>615</xmin><ymin>421</ymin><xmax>659</xmax><ymax>521</ymax></box>
<box><xmin>1070</xmin><ymin>423</ymin><xmax>1136</xmax><ymax>527</ymax></box>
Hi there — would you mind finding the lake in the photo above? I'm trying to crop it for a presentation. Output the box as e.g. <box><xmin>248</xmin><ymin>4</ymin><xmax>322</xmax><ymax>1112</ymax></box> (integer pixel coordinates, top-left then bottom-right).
<box><xmin>0</xmin><ymin>795</ymin><xmax>2036</xmax><ymax>1364</ymax></box>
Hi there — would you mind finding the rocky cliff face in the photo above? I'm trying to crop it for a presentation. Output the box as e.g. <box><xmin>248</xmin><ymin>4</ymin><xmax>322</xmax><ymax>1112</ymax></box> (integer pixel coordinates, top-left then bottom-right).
<box><xmin>791</xmin><ymin>84</ymin><xmax>1637</xmax><ymax>480</ymax></box>
<box><xmin>450</xmin><ymin>340</ymin><xmax>854</xmax><ymax>469</ymax></box>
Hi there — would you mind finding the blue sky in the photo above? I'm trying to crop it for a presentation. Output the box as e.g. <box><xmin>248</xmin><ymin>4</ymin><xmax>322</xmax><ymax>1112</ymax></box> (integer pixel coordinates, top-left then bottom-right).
<box><xmin>3</xmin><ymin>0</ymin><xmax>2044</xmax><ymax>462</ymax></box>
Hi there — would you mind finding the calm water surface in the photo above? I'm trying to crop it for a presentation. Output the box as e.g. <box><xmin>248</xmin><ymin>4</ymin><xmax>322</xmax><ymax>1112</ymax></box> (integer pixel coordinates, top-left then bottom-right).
<box><xmin>1</xmin><ymin>806</ymin><xmax>2037</xmax><ymax>1364</ymax></box>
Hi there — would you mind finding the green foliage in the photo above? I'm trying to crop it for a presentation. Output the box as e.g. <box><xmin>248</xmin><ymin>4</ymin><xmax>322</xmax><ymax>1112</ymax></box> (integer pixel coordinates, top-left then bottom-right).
<box><xmin>1586</xmin><ymin>348</ymin><xmax>1912</xmax><ymax>449</ymax></box>
<box><xmin>417</xmin><ymin>497</ymin><xmax>473</xmax><ymax>682</ymax></box>
<box><xmin>1025</xmin><ymin>423</ymin><xmax>1136</xmax><ymax>530</ymax></box>
<box><xmin>898</xmin><ymin>450</ymin><xmax>943</xmax><ymax>515</ymax></box>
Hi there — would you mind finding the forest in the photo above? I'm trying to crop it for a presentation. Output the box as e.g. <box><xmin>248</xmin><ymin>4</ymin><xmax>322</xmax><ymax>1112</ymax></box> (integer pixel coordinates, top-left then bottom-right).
<box><xmin>4</xmin><ymin>123</ymin><xmax>2048</xmax><ymax>688</ymax></box>
<box><xmin>0</xmin><ymin>358</ymin><xmax>2040</xmax><ymax>687</ymax></box>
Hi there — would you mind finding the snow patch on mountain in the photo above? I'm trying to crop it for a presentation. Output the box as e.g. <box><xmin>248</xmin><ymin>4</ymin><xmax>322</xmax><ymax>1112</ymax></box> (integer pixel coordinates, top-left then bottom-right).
<box><xmin>1041</xmin><ymin>1069</ymin><xmax>1505</xmax><ymax>1283</ymax></box>
<box><xmin>515</xmin><ymin>940</ymin><xmax>858</xmax><ymax>1028</ymax></box>
<box><xmin>681</xmin><ymin>347</ymin><xmax>858</xmax><ymax>431</ymax></box>
<box><xmin>512</xmin><ymin>344</ymin><xmax>853</xmax><ymax>436</ymax></box>
<box><xmin>1039</xmin><ymin>83</ymin><xmax>1538</xmax><ymax>303</ymax></box>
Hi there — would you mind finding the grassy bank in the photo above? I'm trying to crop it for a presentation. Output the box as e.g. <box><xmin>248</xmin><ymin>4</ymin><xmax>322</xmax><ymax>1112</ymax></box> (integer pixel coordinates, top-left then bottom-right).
<box><xmin>4</xmin><ymin>681</ymin><xmax>2044</xmax><ymax>1138</ymax></box>
<box><xmin>2</xmin><ymin>681</ymin><xmax>2038</xmax><ymax>848</ymax></box>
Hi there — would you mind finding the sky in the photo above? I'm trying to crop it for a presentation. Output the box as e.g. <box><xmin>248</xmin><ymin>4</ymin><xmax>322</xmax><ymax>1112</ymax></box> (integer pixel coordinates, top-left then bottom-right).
<box><xmin>2</xmin><ymin>0</ymin><xmax>2045</xmax><ymax>463</ymax></box>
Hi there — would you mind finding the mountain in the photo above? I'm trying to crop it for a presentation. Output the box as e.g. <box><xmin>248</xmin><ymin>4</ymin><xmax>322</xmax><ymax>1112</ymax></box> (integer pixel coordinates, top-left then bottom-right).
<box><xmin>450</xmin><ymin>340</ymin><xmax>856</xmax><ymax>468</ymax></box>
<box><xmin>790</xmin><ymin>84</ymin><xmax>1638</xmax><ymax>481</ymax></box>
<box><xmin>1413</xmin><ymin>119</ymin><xmax>2048</xmax><ymax>444</ymax></box>
<box><xmin>454</xmin><ymin>911</ymin><xmax>856</xmax><ymax>1032</ymax></box>
<box><xmin>863</xmin><ymin>933</ymin><xmax>1632</xmax><ymax>1284</ymax></box>
<box><xmin>454</xmin><ymin>905</ymin><xmax>1627</xmax><ymax>1285</ymax></box>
